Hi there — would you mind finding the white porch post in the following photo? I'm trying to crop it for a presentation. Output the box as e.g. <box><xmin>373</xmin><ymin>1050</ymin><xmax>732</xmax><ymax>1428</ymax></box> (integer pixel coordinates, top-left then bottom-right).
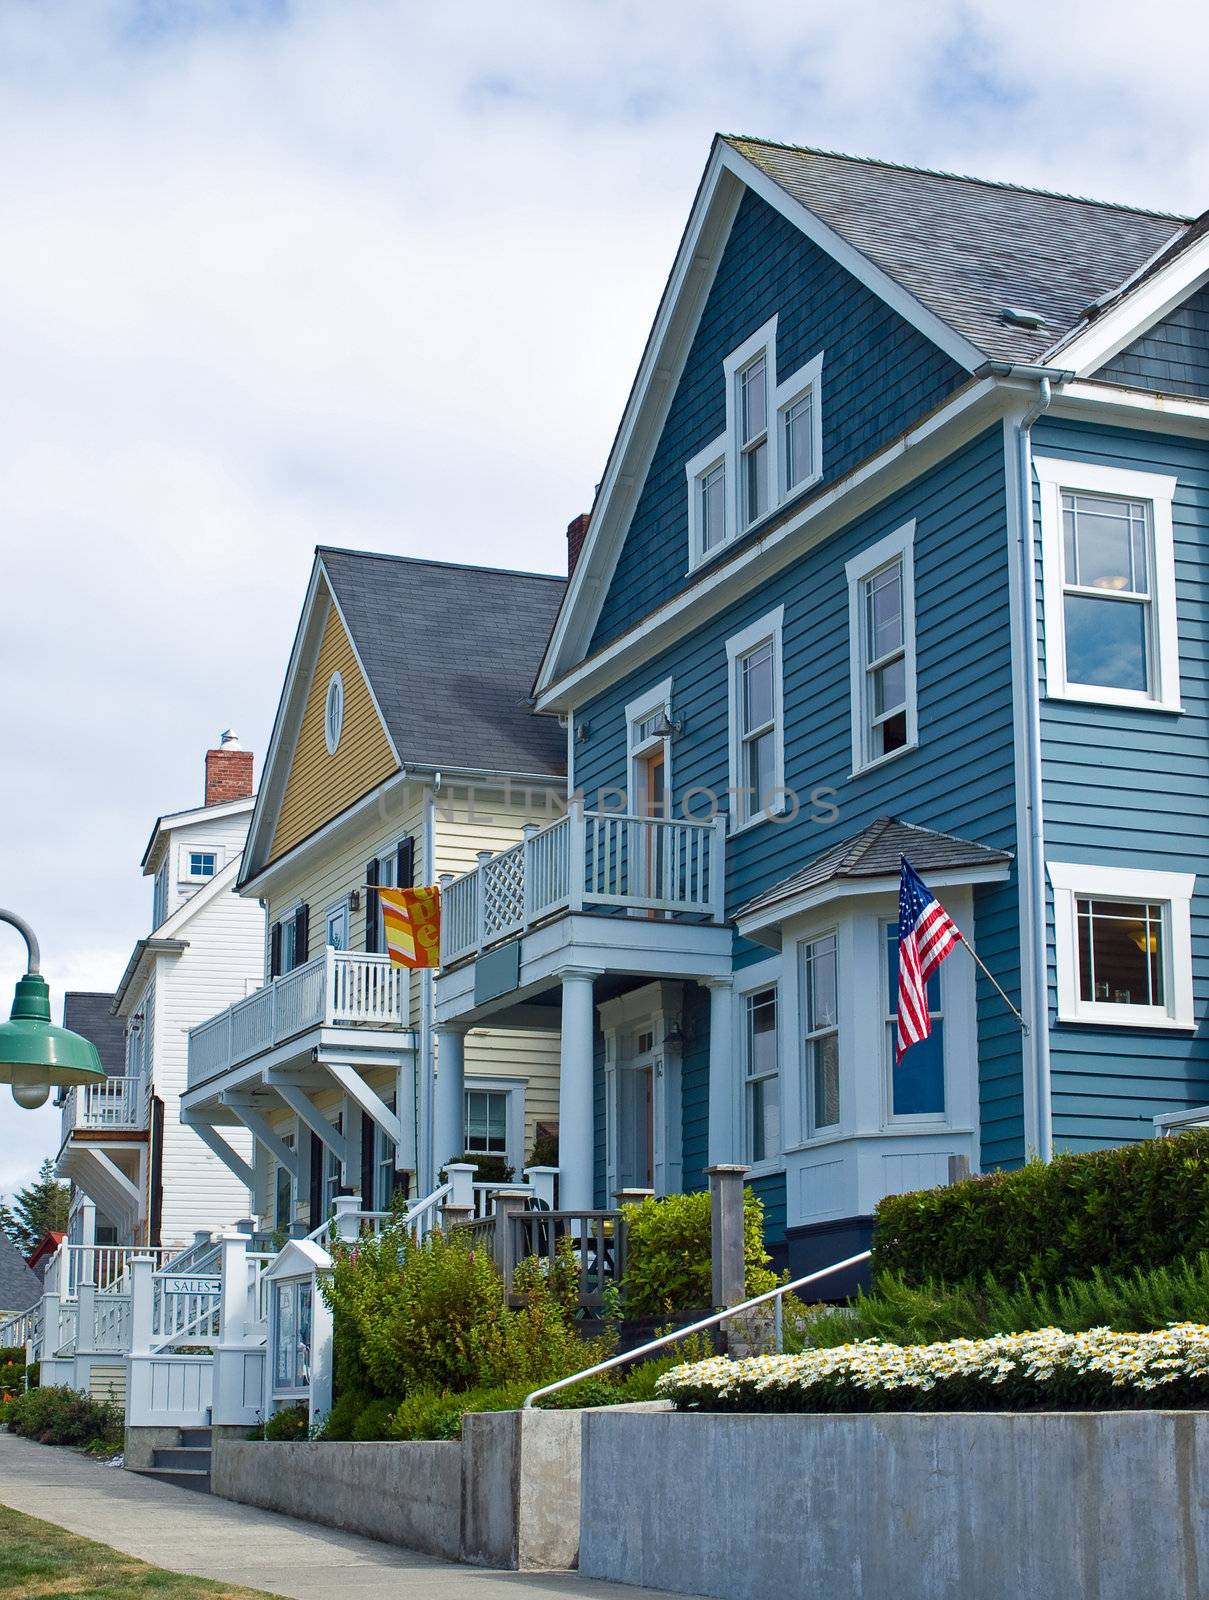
<box><xmin>706</xmin><ymin>976</ymin><xmax>737</xmax><ymax>1167</ymax></box>
<box><xmin>559</xmin><ymin>968</ymin><xmax>600</xmax><ymax>1213</ymax></box>
<box><xmin>433</xmin><ymin>1024</ymin><xmax>468</xmax><ymax>1176</ymax></box>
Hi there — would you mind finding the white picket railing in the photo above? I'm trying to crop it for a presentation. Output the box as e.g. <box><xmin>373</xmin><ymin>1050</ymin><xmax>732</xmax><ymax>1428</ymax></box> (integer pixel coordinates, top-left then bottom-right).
<box><xmin>187</xmin><ymin>949</ymin><xmax>406</xmax><ymax>1089</ymax></box>
<box><xmin>60</xmin><ymin>1075</ymin><xmax>146</xmax><ymax>1142</ymax></box>
<box><xmin>440</xmin><ymin>801</ymin><xmax>727</xmax><ymax>964</ymax></box>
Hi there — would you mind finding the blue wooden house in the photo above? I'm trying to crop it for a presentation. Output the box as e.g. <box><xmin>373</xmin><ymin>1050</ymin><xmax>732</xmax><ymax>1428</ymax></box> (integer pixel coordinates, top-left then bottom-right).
<box><xmin>434</xmin><ymin>135</ymin><xmax>1209</xmax><ymax>1275</ymax></box>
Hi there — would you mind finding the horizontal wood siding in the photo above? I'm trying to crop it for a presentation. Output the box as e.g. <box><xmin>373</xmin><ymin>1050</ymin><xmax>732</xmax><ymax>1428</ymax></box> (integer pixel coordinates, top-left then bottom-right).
<box><xmin>590</xmin><ymin>188</ymin><xmax>967</xmax><ymax>652</ymax></box>
<box><xmin>577</xmin><ymin>427</ymin><xmax>1025</xmax><ymax>1174</ymax></box>
<box><xmin>1035</xmin><ymin>416</ymin><xmax>1209</xmax><ymax>1149</ymax></box>
<box><xmin>270</xmin><ymin>594</ymin><xmax>398</xmax><ymax>863</ymax></box>
<box><xmin>679</xmin><ymin>984</ymin><xmax>710</xmax><ymax>1197</ymax></box>
<box><xmin>1099</xmin><ymin>287</ymin><xmax>1209</xmax><ymax>399</ymax></box>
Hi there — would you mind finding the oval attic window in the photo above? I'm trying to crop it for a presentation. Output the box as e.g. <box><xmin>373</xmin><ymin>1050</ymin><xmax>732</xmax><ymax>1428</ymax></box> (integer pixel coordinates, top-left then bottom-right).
<box><xmin>324</xmin><ymin>671</ymin><xmax>344</xmax><ymax>754</ymax></box>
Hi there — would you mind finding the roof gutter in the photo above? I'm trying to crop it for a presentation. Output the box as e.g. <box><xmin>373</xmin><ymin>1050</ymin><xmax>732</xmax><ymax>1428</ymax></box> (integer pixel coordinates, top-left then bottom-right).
<box><xmin>112</xmin><ymin>938</ymin><xmax>188</xmax><ymax>1014</ymax></box>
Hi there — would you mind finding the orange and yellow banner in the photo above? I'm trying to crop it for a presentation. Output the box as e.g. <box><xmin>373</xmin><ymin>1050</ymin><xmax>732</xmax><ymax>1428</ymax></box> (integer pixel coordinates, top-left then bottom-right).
<box><xmin>377</xmin><ymin>885</ymin><xmax>441</xmax><ymax>969</ymax></box>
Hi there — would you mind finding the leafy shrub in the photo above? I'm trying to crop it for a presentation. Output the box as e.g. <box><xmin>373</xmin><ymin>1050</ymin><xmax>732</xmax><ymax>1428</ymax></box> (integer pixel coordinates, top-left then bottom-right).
<box><xmin>874</xmin><ymin>1130</ymin><xmax>1209</xmax><ymax>1292</ymax></box>
<box><xmin>351</xmin><ymin>1397</ymin><xmax>399</xmax><ymax>1441</ymax></box>
<box><xmin>263</xmin><ymin>1403</ymin><xmax>308</xmax><ymax>1441</ymax></box>
<box><xmin>321</xmin><ymin>1220</ymin><xmax>609</xmax><ymax>1407</ymax></box>
<box><xmin>622</xmin><ymin>1190</ymin><xmax>776</xmax><ymax>1319</ymax></box>
<box><xmin>387</xmin><ymin>1381</ymin><xmax>534</xmax><ymax>1441</ymax></box>
<box><xmin>439</xmin><ymin>1153</ymin><xmax>513</xmax><ymax>1185</ymax></box>
<box><xmin>4</xmin><ymin>1385</ymin><xmax>122</xmax><ymax>1450</ymax></box>
<box><xmin>805</xmin><ymin>1254</ymin><xmax>1209</xmax><ymax>1349</ymax></box>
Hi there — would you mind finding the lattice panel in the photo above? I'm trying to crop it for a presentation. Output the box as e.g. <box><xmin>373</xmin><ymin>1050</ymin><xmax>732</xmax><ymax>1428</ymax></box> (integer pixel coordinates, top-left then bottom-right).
<box><xmin>482</xmin><ymin>846</ymin><xmax>526</xmax><ymax>938</ymax></box>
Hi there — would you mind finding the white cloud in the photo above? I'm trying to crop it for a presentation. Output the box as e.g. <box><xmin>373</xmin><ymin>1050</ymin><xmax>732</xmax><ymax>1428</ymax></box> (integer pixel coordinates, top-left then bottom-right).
<box><xmin>0</xmin><ymin>0</ymin><xmax>1206</xmax><ymax>1193</ymax></box>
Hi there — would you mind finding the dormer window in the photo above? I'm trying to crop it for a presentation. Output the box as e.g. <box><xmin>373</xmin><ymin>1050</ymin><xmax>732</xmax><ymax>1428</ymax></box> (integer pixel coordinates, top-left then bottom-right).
<box><xmin>686</xmin><ymin>316</ymin><xmax>823</xmax><ymax>571</ymax></box>
<box><xmin>189</xmin><ymin>851</ymin><xmax>217</xmax><ymax>878</ymax></box>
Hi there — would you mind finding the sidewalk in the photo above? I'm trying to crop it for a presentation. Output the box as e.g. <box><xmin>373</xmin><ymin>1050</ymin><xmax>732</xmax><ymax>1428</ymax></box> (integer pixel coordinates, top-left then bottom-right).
<box><xmin>0</xmin><ymin>1432</ymin><xmax>701</xmax><ymax>1600</ymax></box>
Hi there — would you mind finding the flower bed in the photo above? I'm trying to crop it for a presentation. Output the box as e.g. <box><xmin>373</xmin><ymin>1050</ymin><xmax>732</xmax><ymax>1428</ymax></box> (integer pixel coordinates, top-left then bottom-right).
<box><xmin>656</xmin><ymin>1324</ymin><xmax>1209</xmax><ymax>1412</ymax></box>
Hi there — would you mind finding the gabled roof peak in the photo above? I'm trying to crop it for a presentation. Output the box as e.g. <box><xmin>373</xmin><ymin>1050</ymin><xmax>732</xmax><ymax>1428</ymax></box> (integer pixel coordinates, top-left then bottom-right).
<box><xmin>723</xmin><ymin>135</ymin><xmax>1190</xmax><ymax>224</ymax></box>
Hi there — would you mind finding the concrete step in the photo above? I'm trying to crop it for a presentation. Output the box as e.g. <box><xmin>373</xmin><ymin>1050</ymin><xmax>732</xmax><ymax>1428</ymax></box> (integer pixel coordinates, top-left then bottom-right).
<box><xmin>178</xmin><ymin>1427</ymin><xmax>212</xmax><ymax>1450</ymax></box>
<box><xmin>152</xmin><ymin>1447</ymin><xmax>211</xmax><ymax>1472</ymax></box>
<box><xmin>129</xmin><ymin>1466</ymin><xmax>211</xmax><ymax>1494</ymax></box>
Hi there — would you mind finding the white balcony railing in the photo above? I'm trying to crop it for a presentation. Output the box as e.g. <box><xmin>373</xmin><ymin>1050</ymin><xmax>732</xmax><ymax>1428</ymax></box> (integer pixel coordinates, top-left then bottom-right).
<box><xmin>187</xmin><ymin>948</ymin><xmax>406</xmax><ymax>1090</ymax></box>
<box><xmin>439</xmin><ymin>801</ymin><xmax>726</xmax><ymax>966</ymax></box>
<box><xmin>60</xmin><ymin>1075</ymin><xmax>146</xmax><ymax>1143</ymax></box>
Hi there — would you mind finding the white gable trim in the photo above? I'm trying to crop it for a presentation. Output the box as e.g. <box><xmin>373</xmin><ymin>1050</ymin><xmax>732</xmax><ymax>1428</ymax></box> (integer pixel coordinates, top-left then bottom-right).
<box><xmin>1042</xmin><ymin>228</ymin><xmax>1209</xmax><ymax>378</ymax></box>
<box><xmin>241</xmin><ymin>560</ymin><xmax>401</xmax><ymax>884</ymax></box>
<box><xmin>535</xmin><ymin>138</ymin><xmax>982</xmax><ymax>699</ymax></box>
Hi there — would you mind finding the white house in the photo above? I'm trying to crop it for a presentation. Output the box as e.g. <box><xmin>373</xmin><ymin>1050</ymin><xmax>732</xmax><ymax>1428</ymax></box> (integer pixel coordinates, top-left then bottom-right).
<box><xmin>57</xmin><ymin>734</ymin><xmax>265</xmax><ymax>1253</ymax></box>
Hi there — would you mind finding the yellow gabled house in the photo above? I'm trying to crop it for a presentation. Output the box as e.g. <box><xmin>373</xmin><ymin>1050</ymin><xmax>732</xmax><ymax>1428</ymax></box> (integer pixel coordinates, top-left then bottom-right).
<box><xmin>180</xmin><ymin>546</ymin><xmax>567</xmax><ymax>1228</ymax></box>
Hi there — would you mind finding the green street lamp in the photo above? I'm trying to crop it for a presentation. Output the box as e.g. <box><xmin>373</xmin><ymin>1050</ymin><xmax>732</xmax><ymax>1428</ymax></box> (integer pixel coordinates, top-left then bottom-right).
<box><xmin>0</xmin><ymin>909</ymin><xmax>105</xmax><ymax>1110</ymax></box>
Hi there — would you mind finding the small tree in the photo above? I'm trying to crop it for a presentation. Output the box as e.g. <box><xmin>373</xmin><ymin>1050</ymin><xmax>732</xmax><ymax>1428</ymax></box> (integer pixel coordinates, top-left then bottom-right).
<box><xmin>0</xmin><ymin>1159</ymin><xmax>70</xmax><ymax>1256</ymax></box>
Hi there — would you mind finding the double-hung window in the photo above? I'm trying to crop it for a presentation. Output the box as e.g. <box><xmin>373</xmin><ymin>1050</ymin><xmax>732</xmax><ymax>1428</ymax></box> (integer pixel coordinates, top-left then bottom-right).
<box><xmin>778</xmin><ymin>351</ymin><xmax>824</xmax><ymax>500</ymax></box>
<box><xmin>846</xmin><ymin>522</ymin><xmax>917</xmax><ymax>772</ymax></box>
<box><xmin>737</xmin><ymin>354</ymin><xmax>769</xmax><ymax>528</ymax></box>
<box><xmin>1036</xmin><ymin>458</ymin><xmax>1180</xmax><ymax>710</ymax></box>
<box><xmin>744</xmin><ymin>987</ymin><xmax>780</xmax><ymax>1165</ymax></box>
<box><xmin>374</xmin><ymin>1095</ymin><xmax>400</xmax><ymax>1209</ymax></box>
<box><xmin>464</xmin><ymin>1088</ymin><xmax>509</xmax><ymax>1156</ymax></box>
<box><xmin>726</xmin><ymin>607</ymin><xmax>785</xmax><ymax>831</ymax></box>
<box><xmin>1048</xmin><ymin>863</ymin><xmax>1194</xmax><ymax>1028</ymax></box>
<box><xmin>884</xmin><ymin>926</ymin><xmax>945</xmax><ymax>1118</ymax></box>
<box><xmin>802</xmin><ymin>933</ymin><xmax>839</xmax><ymax>1133</ymax></box>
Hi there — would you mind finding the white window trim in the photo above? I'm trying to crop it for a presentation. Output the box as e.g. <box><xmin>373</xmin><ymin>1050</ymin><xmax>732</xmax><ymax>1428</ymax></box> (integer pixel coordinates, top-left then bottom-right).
<box><xmin>725</xmin><ymin>605</ymin><xmax>786</xmax><ymax>834</ymax></box>
<box><xmin>462</xmin><ymin>1076</ymin><xmax>526</xmax><ymax>1172</ymax></box>
<box><xmin>879</xmin><ymin>918</ymin><xmax>948</xmax><ymax>1130</ymax></box>
<box><xmin>845</xmin><ymin>520</ymin><xmax>918</xmax><ymax>776</ymax></box>
<box><xmin>1048</xmin><ymin>861</ymin><xmax>1195</xmax><ymax>1029</ymax></box>
<box><xmin>324</xmin><ymin>896</ymin><xmax>350</xmax><ymax>952</ymax></box>
<box><xmin>686</xmin><ymin>316</ymin><xmax>824</xmax><ymax>572</ymax></box>
<box><xmin>625</xmin><ymin>677</ymin><xmax>674</xmax><ymax>815</ymax></box>
<box><xmin>1035</xmin><ymin>457</ymin><xmax>1181</xmax><ymax>712</ymax></box>
<box><xmin>324</xmin><ymin>669</ymin><xmax>345</xmax><ymax>754</ymax></box>
<box><xmin>799</xmin><ymin>927</ymin><xmax>841</xmax><ymax>1140</ymax></box>
<box><xmin>733</xmin><ymin>955</ymin><xmax>783</xmax><ymax>1177</ymax></box>
<box><xmin>179</xmin><ymin>842</ymin><xmax>225</xmax><ymax>883</ymax></box>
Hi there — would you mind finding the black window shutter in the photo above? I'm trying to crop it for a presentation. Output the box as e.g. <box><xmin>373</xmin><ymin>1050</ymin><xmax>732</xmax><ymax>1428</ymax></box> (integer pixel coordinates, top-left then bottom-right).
<box><xmin>360</xmin><ymin>1112</ymin><xmax>375</xmax><ymax>1207</ymax></box>
<box><xmin>308</xmin><ymin>1130</ymin><xmax>323</xmax><ymax>1224</ymax></box>
<box><xmin>397</xmin><ymin>837</ymin><xmax>415</xmax><ymax>889</ymax></box>
<box><xmin>294</xmin><ymin>904</ymin><xmax>309</xmax><ymax>967</ymax></box>
<box><xmin>365</xmin><ymin>860</ymin><xmax>380</xmax><ymax>952</ymax></box>
<box><xmin>269</xmin><ymin>922</ymin><xmax>282</xmax><ymax>979</ymax></box>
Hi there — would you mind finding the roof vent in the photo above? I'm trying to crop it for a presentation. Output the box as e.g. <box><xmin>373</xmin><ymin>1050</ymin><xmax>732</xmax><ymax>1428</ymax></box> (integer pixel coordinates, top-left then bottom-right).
<box><xmin>1000</xmin><ymin>306</ymin><xmax>1045</xmax><ymax>330</ymax></box>
<box><xmin>219</xmin><ymin>729</ymin><xmax>242</xmax><ymax>750</ymax></box>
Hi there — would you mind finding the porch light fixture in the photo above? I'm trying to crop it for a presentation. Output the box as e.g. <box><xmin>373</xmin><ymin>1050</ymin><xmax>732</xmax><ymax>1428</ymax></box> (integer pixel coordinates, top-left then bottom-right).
<box><xmin>648</xmin><ymin>710</ymin><xmax>684</xmax><ymax>739</ymax></box>
<box><xmin>0</xmin><ymin>908</ymin><xmax>105</xmax><ymax>1109</ymax></box>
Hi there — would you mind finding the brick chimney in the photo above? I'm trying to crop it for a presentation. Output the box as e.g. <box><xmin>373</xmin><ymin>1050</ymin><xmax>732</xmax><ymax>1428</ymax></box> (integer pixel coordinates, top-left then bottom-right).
<box><xmin>566</xmin><ymin>512</ymin><xmax>591</xmax><ymax>576</ymax></box>
<box><xmin>204</xmin><ymin>730</ymin><xmax>254</xmax><ymax>807</ymax></box>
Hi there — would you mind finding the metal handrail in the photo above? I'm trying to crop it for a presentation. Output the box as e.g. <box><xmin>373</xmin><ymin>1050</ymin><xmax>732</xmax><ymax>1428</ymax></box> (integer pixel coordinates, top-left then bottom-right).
<box><xmin>522</xmin><ymin>1248</ymin><xmax>872</xmax><ymax>1408</ymax></box>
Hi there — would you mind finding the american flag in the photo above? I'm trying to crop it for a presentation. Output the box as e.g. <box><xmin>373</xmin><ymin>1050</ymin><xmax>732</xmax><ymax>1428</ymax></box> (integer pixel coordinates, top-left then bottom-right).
<box><xmin>896</xmin><ymin>857</ymin><xmax>962</xmax><ymax>1062</ymax></box>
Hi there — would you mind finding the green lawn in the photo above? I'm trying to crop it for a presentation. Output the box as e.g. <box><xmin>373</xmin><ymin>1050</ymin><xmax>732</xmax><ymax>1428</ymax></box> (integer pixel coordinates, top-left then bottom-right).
<box><xmin>0</xmin><ymin>1503</ymin><xmax>283</xmax><ymax>1600</ymax></box>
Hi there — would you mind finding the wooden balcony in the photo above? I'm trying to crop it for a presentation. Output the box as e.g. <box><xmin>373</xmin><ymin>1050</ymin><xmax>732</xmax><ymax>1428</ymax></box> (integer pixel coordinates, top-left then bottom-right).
<box><xmin>60</xmin><ymin>1076</ymin><xmax>147</xmax><ymax>1142</ymax></box>
<box><xmin>439</xmin><ymin>801</ymin><xmax>726</xmax><ymax>966</ymax></box>
<box><xmin>186</xmin><ymin>949</ymin><xmax>406</xmax><ymax>1090</ymax></box>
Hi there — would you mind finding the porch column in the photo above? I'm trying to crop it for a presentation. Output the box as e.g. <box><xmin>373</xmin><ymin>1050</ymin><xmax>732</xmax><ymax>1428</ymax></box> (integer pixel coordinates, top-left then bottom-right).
<box><xmin>433</xmin><ymin>1024</ymin><xmax>468</xmax><ymax>1176</ymax></box>
<box><xmin>705</xmin><ymin>976</ymin><xmax>737</xmax><ymax>1167</ymax></box>
<box><xmin>559</xmin><ymin>968</ymin><xmax>601</xmax><ymax>1213</ymax></box>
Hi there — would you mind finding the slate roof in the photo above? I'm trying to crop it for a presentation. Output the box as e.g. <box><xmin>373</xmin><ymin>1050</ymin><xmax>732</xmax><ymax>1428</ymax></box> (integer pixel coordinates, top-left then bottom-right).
<box><xmin>320</xmin><ymin>549</ymin><xmax>567</xmax><ymax>778</ymax></box>
<box><xmin>725</xmin><ymin>137</ymin><xmax>1189</xmax><ymax>365</ymax></box>
<box><xmin>0</xmin><ymin>1232</ymin><xmax>40</xmax><ymax>1315</ymax></box>
<box><xmin>62</xmin><ymin>992</ymin><xmax>126</xmax><ymax>1077</ymax></box>
<box><xmin>736</xmin><ymin>817</ymin><xmax>1012</xmax><ymax>922</ymax></box>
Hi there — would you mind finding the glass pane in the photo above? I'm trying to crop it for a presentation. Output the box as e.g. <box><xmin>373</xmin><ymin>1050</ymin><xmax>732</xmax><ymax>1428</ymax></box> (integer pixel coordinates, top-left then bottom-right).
<box><xmin>783</xmin><ymin>393</ymin><xmax>813</xmax><ymax>490</ymax></box>
<box><xmin>747</xmin><ymin>989</ymin><xmax>778</xmax><ymax>1078</ymax></box>
<box><xmin>886</xmin><ymin>927</ymin><xmax>942</xmax><ymax>1017</ymax></box>
<box><xmin>701</xmin><ymin>465</ymin><xmax>726</xmax><ymax>550</ymax></box>
<box><xmin>874</xmin><ymin>709</ymin><xmax>908</xmax><ymax>757</ymax></box>
<box><xmin>873</xmin><ymin>656</ymin><xmax>906</xmax><ymax>717</ymax></box>
<box><xmin>866</xmin><ymin>562</ymin><xmax>903</xmax><ymax>660</ymax></box>
<box><xmin>487</xmin><ymin>1093</ymin><xmax>507</xmax><ymax>1142</ymax></box>
<box><xmin>812</xmin><ymin>1033</ymin><xmax>840</xmax><ymax>1127</ymax></box>
<box><xmin>745</xmin><ymin>730</ymin><xmax>775</xmax><ymax>816</ymax></box>
<box><xmin>749</xmin><ymin>1075</ymin><xmax>780</xmax><ymax>1163</ymax></box>
<box><xmin>805</xmin><ymin>935</ymin><xmax>838</xmax><ymax>1030</ymax></box>
<box><xmin>890</xmin><ymin>1022</ymin><xmax>946</xmax><ymax>1114</ymax></box>
<box><xmin>297</xmin><ymin>1285</ymin><xmax>312</xmax><ymax>1386</ymax></box>
<box><xmin>1067</xmin><ymin>494</ymin><xmax>1148</xmax><ymax>593</ymax></box>
<box><xmin>1064</xmin><ymin>595</ymin><xmax>1148</xmax><ymax>692</ymax></box>
<box><xmin>742</xmin><ymin>642</ymin><xmax>773</xmax><ymax>731</ymax></box>
<box><xmin>1078</xmin><ymin>899</ymin><xmax>1165</xmax><ymax>1007</ymax></box>
<box><xmin>741</xmin><ymin>356</ymin><xmax>766</xmax><ymax>442</ymax></box>
<box><xmin>743</xmin><ymin>438</ymin><xmax>767</xmax><ymax>523</ymax></box>
<box><xmin>274</xmin><ymin>1284</ymin><xmax>294</xmax><ymax>1388</ymax></box>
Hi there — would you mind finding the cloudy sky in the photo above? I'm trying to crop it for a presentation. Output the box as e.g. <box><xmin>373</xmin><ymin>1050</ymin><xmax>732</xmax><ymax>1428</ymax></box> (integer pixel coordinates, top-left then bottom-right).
<box><xmin>0</xmin><ymin>0</ymin><xmax>1205</xmax><ymax>1197</ymax></box>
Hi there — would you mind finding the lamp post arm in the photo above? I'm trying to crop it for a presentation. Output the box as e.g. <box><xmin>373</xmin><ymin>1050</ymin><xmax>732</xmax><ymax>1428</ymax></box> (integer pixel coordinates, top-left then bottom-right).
<box><xmin>0</xmin><ymin>910</ymin><xmax>41</xmax><ymax>975</ymax></box>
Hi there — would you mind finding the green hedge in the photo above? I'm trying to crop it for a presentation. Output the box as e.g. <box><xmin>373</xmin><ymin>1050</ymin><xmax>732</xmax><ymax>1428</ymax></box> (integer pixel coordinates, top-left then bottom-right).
<box><xmin>621</xmin><ymin>1189</ymin><xmax>776</xmax><ymax>1318</ymax></box>
<box><xmin>873</xmin><ymin>1130</ymin><xmax>1209</xmax><ymax>1291</ymax></box>
<box><xmin>4</xmin><ymin>1385</ymin><xmax>123</xmax><ymax>1452</ymax></box>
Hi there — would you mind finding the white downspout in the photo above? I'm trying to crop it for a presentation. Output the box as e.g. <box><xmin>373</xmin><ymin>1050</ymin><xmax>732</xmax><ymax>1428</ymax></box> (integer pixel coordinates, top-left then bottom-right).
<box><xmin>420</xmin><ymin>784</ymin><xmax>437</xmax><ymax>1193</ymax></box>
<box><xmin>1016</xmin><ymin>376</ymin><xmax>1054</xmax><ymax>1161</ymax></box>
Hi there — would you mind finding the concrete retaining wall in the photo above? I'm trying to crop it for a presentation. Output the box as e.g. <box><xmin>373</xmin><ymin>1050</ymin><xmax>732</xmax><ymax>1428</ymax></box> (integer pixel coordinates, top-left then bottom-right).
<box><xmin>579</xmin><ymin>1409</ymin><xmax>1209</xmax><ymax>1600</ymax></box>
<box><xmin>211</xmin><ymin>1409</ymin><xmax>582</xmax><ymax>1569</ymax></box>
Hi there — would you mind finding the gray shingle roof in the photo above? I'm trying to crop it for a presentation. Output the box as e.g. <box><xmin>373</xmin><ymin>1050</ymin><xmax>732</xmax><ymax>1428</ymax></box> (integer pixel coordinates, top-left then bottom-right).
<box><xmin>0</xmin><ymin>1233</ymin><xmax>40</xmax><ymax>1315</ymax></box>
<box><xmin>63</xmin><ymin>992</ymin><xmax>125</xmax><ymax>1077</ymax></box>
<box><xmin>737</xmin><ymin>817</ymin><xmax>1012</xmax><ymax>922</ymax></box>
<box><xmin>320</xmin><ymin>549</ymin><xmax>567</xmax><ymax>778</ymax></box>
<box><xmin>725</xmin><ymin>137</ymin><xmax>1189</xmax><ymax>365</ymax></box>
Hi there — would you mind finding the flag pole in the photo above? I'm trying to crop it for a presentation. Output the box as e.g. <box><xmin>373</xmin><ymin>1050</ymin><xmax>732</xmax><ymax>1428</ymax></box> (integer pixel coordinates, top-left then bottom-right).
<box><xmin>955</xmin><ymin>934</ymin><xmax>1028</xmax><ymax>1034</ymax></box>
